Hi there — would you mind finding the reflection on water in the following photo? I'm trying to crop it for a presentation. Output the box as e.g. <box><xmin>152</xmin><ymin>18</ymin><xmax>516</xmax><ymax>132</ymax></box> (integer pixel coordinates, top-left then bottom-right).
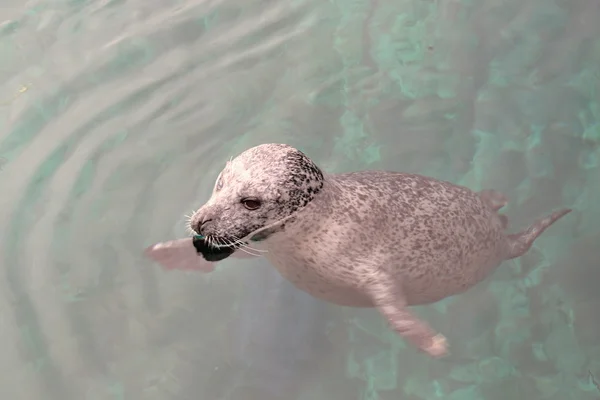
<box><xmin>0</xmin><ymin>0</ymin><xmax>599</xmax><ymax>398</ymax></box>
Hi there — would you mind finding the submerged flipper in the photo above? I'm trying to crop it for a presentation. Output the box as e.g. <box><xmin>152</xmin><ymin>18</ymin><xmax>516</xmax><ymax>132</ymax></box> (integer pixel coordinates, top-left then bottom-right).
<box><xmin>506</xmin><ymin>208</ymin><xmax>572</xmax><ymax>260</ymax></box>
<box><xmin>479</xmin><ymin>189</ymin><xmax>509</xmax><ymax>229</ymax></box>
<box><xmin>478</xmin><ymin>189</ymin><xmax>508</xmax><ymax>211</ymax></box>
<box><xmin>145</xmin><ymin>235</ymin><xmax>261</xmax><ymax>272</ymax></box>
<box><xmin>144</xmin><ymin>238</ymin><xmax>217</xmax><ymax>272</ymax></box>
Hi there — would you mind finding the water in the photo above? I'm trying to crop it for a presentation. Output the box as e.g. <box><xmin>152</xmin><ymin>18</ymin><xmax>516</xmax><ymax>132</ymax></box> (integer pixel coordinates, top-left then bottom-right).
<box><xmin>1</xmin><ymin>0</ymin><xmax>599</xmax><ymax>398</ymax></box>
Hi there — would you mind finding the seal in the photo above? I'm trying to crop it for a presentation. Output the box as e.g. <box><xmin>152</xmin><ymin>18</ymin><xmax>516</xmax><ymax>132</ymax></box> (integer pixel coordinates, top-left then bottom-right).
<box><xmin>145</xmin><ymin>143</ymin><xmax>571</xmax><ymax>358</ymax></box>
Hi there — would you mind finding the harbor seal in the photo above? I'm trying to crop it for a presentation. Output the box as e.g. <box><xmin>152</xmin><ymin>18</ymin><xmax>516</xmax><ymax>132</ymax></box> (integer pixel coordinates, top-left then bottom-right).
<box><xmin>146</xmin><ymin>143</ymin><xmax>571</xmax><ymax>357</ymax></box>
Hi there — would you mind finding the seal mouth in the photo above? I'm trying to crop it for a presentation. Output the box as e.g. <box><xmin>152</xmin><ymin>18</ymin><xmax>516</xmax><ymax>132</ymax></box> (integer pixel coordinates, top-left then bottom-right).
<box><xmin>193</xmin><ymin>234</ymin><xmax>268</xmax><ymax>258</ymax></box>
<box><xmin>188</xmin><ymin>214</ymin><xmax>294</xmax><ymax>257</ymax></box>
<box><xmin>192</xmin><ymin>235</ymin><xmax>237</xmax><ymax>262</ymax></box>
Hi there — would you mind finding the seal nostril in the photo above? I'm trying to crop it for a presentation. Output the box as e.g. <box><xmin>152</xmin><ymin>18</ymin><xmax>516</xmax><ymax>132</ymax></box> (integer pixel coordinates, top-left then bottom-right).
<box><xmin>197</xmin><ymin>218</ymin><xmax>213</xmax><ymax>234</ymax></box>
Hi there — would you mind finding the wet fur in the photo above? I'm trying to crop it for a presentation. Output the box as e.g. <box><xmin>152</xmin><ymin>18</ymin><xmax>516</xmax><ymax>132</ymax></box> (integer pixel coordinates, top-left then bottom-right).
<box><xmin>190</xmin><ymin>144</ymin><xmax>571</xmax><ymax>357</ymax></box>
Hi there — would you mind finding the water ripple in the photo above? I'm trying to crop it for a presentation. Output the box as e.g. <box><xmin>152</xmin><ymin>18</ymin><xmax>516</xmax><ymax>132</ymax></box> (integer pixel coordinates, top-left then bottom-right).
<box><xmin>0</xmin><ymin>0</ymin><xmax>330</xmax><ymax>397</ymax></box>
<box><xmin>0</xmin><ymin>0</ymin><xmax>598</xmax><ymax>398</ymax></box>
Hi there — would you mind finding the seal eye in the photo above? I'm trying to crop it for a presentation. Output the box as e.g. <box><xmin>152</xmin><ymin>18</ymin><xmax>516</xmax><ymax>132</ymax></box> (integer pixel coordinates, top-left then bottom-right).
<box><xmin>241</xmin><ymin>198</ymin><xmax>261</xmax><ymax>210</ymax></box>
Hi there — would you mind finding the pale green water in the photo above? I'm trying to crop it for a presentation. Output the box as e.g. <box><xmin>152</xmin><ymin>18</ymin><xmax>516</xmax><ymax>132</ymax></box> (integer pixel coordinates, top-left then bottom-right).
<box><xmin>1</xmin><ymin>0</ymin><xmax>599</xmax><ymax>399</ymax></box>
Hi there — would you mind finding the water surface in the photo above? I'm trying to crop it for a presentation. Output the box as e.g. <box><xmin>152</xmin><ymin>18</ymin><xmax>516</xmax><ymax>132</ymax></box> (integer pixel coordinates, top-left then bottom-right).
<box><xmin>1</xmin><ymin>0</ymin><xmax>600</xmax><ymax>399</ymax></box>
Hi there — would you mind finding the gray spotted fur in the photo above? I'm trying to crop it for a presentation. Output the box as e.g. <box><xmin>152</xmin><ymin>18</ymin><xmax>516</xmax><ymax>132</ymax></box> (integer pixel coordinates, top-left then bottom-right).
<box><xmin>191</xmin><ymin>144</ymin><xmax>571</xmax><ymax>357</ymax></box>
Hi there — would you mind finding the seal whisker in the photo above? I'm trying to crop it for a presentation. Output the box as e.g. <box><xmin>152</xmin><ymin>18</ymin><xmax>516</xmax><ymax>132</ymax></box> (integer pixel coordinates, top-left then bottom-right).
<box><xmin>234</xmin><ymin>245</ymin><xmax>260</xmax><ymax>258</ymax></box>
<box><xmin>206</xmin><ymin>235</ymin><xmax>215</xmax><ymax>249</ymax></box>
<box><xmin>211</xmin><ymin>236</ymin><xmax>232</xmax><ymax>249</ymax></box>
<box><xmin>185</xmin><ymin>226</ymin><xmax>195</xmax><ymax>236</ymax></box>
<box><xmin>229</xmin><ymin>236</ymin><xmax>268</xmax><ymax>254</ymax></box>
<box><xmin>235</xmin><ymin>214</ymin><xmax>295</xmax><ymax>244</ymax></box>
<box><xmin>237</xmin><ymin>242</ymin><xmax>266</xmax><ymax>256</ymax></box>
<box><xmin>221</xmin><ymin>237</ymin><xmax>263</xmax><ymax>257</ymax></box>
<box><xmin>184</xmin><ymin>211</ymin><xmax>195</xmax><ymax>223</ymax></box>
<box><xmin>236</xmin><ymin>241</ymin><xmax>268</xmax><ymax>253</ymax></box>
<box><xmin>220</xmin><ymin>237</ymin><xmax>261</xmax><ymax>257</ymax></box>
<box><xmin>184</xmin><ymin>210</ymin><xmax>198</xmax><ymax>236</ymax></box>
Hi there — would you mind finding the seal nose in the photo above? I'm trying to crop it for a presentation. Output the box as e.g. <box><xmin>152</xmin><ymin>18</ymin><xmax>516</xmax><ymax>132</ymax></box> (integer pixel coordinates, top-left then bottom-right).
<box><xmin>195</xmin><ymin>218</ymin><xmax>213</xmax><ymax>236</ymax></box>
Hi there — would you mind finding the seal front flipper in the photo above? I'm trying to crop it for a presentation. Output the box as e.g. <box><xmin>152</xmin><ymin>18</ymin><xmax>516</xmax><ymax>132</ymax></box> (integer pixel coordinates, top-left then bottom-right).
<box><xmin>145</xmin><ymin>236</ymin><xmax>260</xmax><ymax>272</ymax></box>
<box><xmin>145</xmin><ymin>238</ymin><xmax>217</xmax><ymax>272</ymax></box>
<box><xmin>365</xmin><ymin>270</ymin><xmax>448</xmax><ymax>358</ymax></box>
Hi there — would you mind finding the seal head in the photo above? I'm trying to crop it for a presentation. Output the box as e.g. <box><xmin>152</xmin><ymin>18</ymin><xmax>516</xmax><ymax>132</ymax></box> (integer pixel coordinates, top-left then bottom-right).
<box><xmin>190</xmin><ymin>144</ymin><xmax>324</xmax><ymax>245</ymax></box>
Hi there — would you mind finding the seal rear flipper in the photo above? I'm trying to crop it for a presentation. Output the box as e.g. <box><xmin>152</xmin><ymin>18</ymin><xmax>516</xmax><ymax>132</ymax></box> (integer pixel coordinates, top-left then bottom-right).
<box><xmin>145</xmin><ymin>238</ymin><xmax>217</xmax><ymax>272</ymax></box>
<box><xmin>506</xmin><ymin>208</ymin><xmax>572</xmax><ymax>260</ymax></box>
<box><xmin>478</xmin><ymin>189</ymin><xmax>508</xmax><ymax>211</ymax></box>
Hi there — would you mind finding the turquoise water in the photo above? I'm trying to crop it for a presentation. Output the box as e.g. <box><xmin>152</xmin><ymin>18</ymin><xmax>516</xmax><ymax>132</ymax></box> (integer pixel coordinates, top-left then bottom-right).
<box><xmin>1</xmin><ymin>0</ymin><xmax>599</xmax><ymax>399</ymax></box>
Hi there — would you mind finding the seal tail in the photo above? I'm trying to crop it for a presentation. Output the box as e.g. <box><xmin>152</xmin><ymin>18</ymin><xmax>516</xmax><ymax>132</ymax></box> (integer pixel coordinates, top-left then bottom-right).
<box><xmin>506</xmin><ymin>208</ymin><xmax>572</xmax><ymax>260</ymax></box>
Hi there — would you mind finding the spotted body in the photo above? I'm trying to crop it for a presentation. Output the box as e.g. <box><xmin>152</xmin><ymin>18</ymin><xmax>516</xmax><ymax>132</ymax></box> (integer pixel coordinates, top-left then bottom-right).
<box><xmin>156</xmin><ymin>143</ymin><xmax>571</xmax><ymax>357</ymax></box>
<box><xmin>263</xmin><ymin>172</ymin><xmax>509</xmax><ymax>307</ymax></box>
